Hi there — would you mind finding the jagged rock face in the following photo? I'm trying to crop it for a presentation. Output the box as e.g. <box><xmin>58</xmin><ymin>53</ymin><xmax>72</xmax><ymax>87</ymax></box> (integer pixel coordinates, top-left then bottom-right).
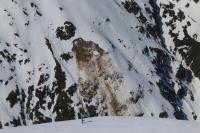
<box><xmin>0</xmin><ymin>0</ymin><xmax>200</xmax><ymax>128</ymax></box>
<box><xmin>158</xmin><ymin>0</ymin><xmax>200</xmax><ymax>78</ymax></box>
<box><xmin>72</xmin><ymin>38</ymin><xmax>125</xmax><ymax>116</ymax></box>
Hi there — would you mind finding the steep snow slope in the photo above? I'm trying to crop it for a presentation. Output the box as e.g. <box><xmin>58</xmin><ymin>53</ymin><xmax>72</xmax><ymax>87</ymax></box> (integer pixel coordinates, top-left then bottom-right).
<box><xmin>0</xmin><ymin>0</ymin><xmax>200</xmax><ymax>128</ymax></box>
<box><xmin>1</xmin><ymin>117</ymin><xmax>200</xmax><ymax>133</ymax></box>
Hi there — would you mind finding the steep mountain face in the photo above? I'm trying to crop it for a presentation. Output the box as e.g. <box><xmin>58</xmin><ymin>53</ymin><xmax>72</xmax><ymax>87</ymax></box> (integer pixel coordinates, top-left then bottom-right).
<box><xmin>0</xmin><ymin>0</ymin><xmax>200</xmax><ymax>128</ymax></box>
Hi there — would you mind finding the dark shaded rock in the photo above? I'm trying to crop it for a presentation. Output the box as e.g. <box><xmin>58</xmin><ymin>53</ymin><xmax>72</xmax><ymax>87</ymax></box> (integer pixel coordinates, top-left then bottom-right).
<box><xmin>159</xmin><ymin>111</ymin><xmax>168</xmax><ymax>118</ymax></box>
<box><xmin>174</xmin><ymin>26</ymin><xmax>200</xmax><ymax>78</ymax></box>
<box><xmin>56</xmin><ymin>21</ymin><xmax>76</xmax><ymax>40</ymax></box>
<box><xmin>0</xmin><ymin>49</ymin><xmax>16</xmax><ymax>63</ymax></box>
<box><xmin>67</xmin><ymin>84</ymin><xmax>77</xmax><ymax>97</ymax></box>
<box><xmin>86</xmin><ymin>105</ymin><xmax>98</xmax><ymax>117</ymax></box>
<box><xmin>193</xmin><ymin>0</ymin><xmax>199</xmax><ymax>3</ymax></box>
<box><xmin>135</xmin><ymin>112</ymin><xmax>144</xmax><ymax>117</ymax></box>
<box><xmin>32</xmin><ymin>111</ymin><xmax>52</xmax><ymax>124</ymax></box>
<box><xmin>142</xmin><ymin>46</ymin><xmax>150</xmax><ymax>56</ymax></box>
<box><xmin>122</xmin><ymin>0</ymin><xmax>141</xmax><ymax>15</ymax></box>
<box><xmin>177</xmin><ymin>88</ymin><xmax>187</xmax><ymax>99</ymax></box>
<box><xmin>192</xmin><ymin>112</ymin><xmax>197</xmax><ymax>120</ymax></box>
<box><xmin>60</xmin><ymin>53</ymin><xmax>73</xmax><ymax>61</ymax></box>
<box><xmin>53</xmin><ymin>91</ymin><xmax>75</xmax><ymax>121</ymax></box>
<box><xmin>19</xmin><ymin>89</ymin><xmax>26</xmax><ymax>125</ymax></box>
<box><xmin>6</xmin><ymin>90</ymin><xmax>18</xmax><ymax>108</ymax></box>
<box><xmin>176</xmin><ymin>64</ymin><xmax>192</xmax><ymax>83</ymax></box>
<box><xmin>38</xmin><ymin>74</ymin><xmax>50</xmax><ymax>85</ymax></box>
<box><xmin>149</xmin><ymin>47</ymin><xmax>188</xmax><ymax>120</ymax></box>
<box><xmin>10</xmin><ymin>117</ymin><xmax>21</xmax><ymax>127</ymax></box>
<box><xmin>45</xmin><ymin>39</ymin><xmax>66</xmax><ymax>93</ymax></box>
<box><xmin>129</xmin><ymin>89</ymin><xmax>144</xmax><ymax>104</ymax></box>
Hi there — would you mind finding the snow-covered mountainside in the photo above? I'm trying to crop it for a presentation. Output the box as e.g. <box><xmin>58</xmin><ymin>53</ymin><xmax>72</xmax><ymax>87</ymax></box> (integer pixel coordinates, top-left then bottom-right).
<box><xmin>1</xmin><ymin>117</ymin><xmax>200</xmax><ymax>133</ymax></box>
<box><xmin>0</xmin><ymin>0</ymin><xmax>200</xmax><ymax>128</ymax></box>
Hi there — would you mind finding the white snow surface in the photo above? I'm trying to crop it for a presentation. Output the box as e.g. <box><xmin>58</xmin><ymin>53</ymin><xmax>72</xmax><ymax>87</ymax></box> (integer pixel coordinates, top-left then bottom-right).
<box><xmin>0</xmin><ymin>117</ymin><xmax>200</xmax><ymax>133</ymax></box>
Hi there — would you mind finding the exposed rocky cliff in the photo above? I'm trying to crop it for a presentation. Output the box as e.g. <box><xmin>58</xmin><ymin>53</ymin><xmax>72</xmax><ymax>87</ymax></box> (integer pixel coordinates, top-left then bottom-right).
<box><xmin>0</xmin><ymin>0</ymin><xmax>200</xmax><ymax>128</ymax></box>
